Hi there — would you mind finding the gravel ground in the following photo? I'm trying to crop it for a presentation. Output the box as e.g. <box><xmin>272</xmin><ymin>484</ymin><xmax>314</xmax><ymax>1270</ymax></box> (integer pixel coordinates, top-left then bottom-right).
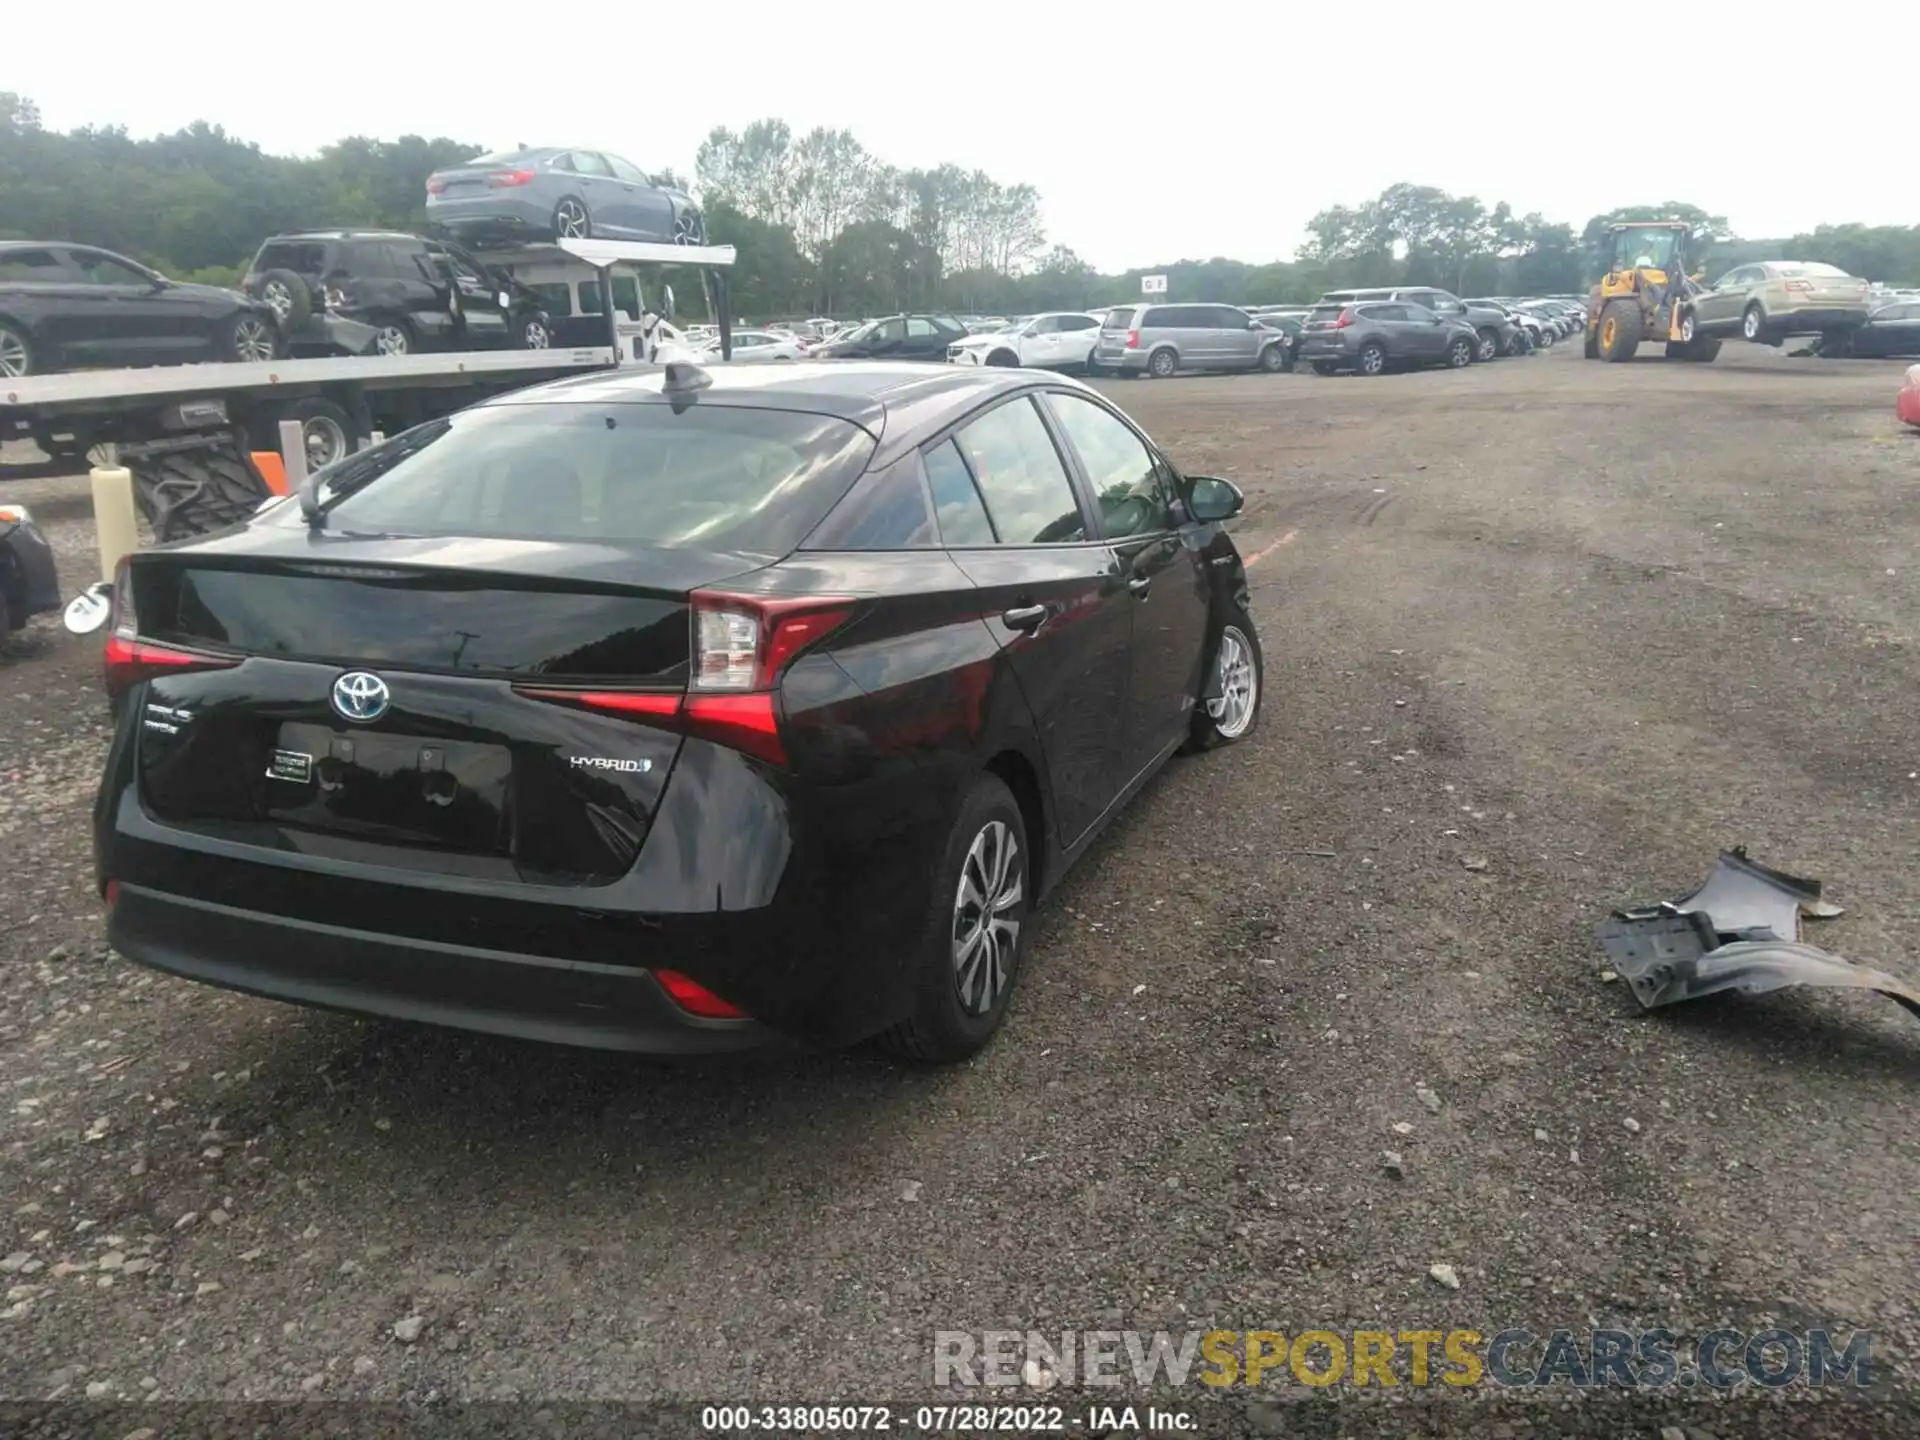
<box><xmin>2</xmin><ymin>347</ymin><xmax>1917</xmax><ymax>1437</ymax></box>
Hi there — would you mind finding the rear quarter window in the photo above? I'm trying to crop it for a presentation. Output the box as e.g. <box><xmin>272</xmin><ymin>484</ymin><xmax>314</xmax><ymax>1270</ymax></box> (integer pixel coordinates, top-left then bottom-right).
<box><xmin>320</xmin><ymin>402</ymin><xmax>877</xmax><ymax>556</ymax></box>
<box><xmin>803</xmin><ymin>452</ymin><xmax>937</xmax><ymax>549</ymax></box>
<box><xmin>251</xmin><ymin>242</ymin><xmax>329</xmax><ymax>275</ymax></box>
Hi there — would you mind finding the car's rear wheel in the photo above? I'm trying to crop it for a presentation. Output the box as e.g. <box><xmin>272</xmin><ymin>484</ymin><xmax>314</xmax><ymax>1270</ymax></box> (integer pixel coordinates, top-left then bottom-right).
<box><xmin>553</xmin><ymin>197</ymin><xmax>592</xmax><ymax>241</ymax></box>
<box><xmin>1357</xmin><ymin>341</ymin><xmax>1387</xmax><ymax>376</ymax></box>
<box><xmin>878</xmin><ymin>774</ymin><xmax>1030</xmax><ymax>1063</ymax></box>
<box><xmin>372</xmin><ymin>320</ymin><xmax>413</xmax><ymax>356</ymax></box>
<box><xmin>285</xmin><ymin>397</ymin><xmax>356</xmax><ymax>471</ymax></box>
<box><xmin>219</xmin><ymin>312</ymin><xmax>280</xmax><ymax>364</ymax></box>
<box><xmin>0</xmin><ymin>322</ymin><xmax>33</xmax><ymax>378</ymax></box>
<box><xmin>1147</xmin><ymin>347</ymin><xmax>1178</xmax><ymax>379</ymax></box>
<box><xmin>1185</xmin><ymin>609</ymin><xmax>1263</xmax><ymax>752</ymax></box>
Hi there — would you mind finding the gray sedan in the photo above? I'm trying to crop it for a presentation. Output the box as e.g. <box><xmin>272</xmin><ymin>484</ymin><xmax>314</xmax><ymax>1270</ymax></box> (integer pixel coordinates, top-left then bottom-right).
<box><xmin>425</xmin><ymin>148</ymin><xmax>705</xmax><ymax>248</ymax></box>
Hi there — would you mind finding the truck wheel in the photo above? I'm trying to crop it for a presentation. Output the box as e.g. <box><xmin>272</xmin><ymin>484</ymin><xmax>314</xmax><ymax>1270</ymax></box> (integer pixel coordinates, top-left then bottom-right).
<box><xmin>0</xmin><ymin>321</ymin><xmax>32</xmax><ymax>378</ymax></box>
<box><xmin>1583</xmin><ymin>326</ymin><xmax>1600</xmax><ymax>359</ymax></box>
<box><xmin>286</xmin><ymin>397</ymin><xmax>358</xmax><ymax>471</ymax></box>
<box><xmin>1597</xmin><ymin>300</ymin><xmax>1642</xmax><ymax>362</ymax></box>
<box><xmin>220</xmin><ymin>312</ymin><xmax>280</xmax><ymax>363</ymax></box>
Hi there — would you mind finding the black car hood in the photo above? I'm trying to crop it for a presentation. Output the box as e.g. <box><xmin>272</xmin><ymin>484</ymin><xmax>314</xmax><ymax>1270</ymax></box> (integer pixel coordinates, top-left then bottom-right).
<box><xmin>167</xmin><ymin>281</ymin><xmax>261</xmax><ymax>309</ymax></box>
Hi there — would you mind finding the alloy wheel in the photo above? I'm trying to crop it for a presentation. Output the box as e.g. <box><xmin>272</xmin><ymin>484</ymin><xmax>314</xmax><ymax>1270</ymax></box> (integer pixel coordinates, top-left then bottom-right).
<box><xmin>262</xmin><ymin>280</ymin><xmax>294</xmax><ymax>323</ymax></box>
<box><xmin>523</xmin><ymin>320</ymin><xmax>550</xmax><ymax>350</ymax></box>
<box><xmin>1207</xmin><ymin>626</ymin><xmax>1259</xmax><ymax>739</ymax></box>
<box><xmin>233</xmin><ymin>317</ymin><xmax>277</xmax><ymax>362</ymax></box>
<box><xmin>374</xmin><ymin>325</ymin><xmax>409</xmax><ymax>356</ymax></box>
<box><xmin>0</xmin><ymin>328</ymin><xmax>29</xmax><ymax>378</ymax></box>
<box><xmin>1360</xmin><ymin>346</ymin><xmax>1384</xmax><ymax>375</ymax></box>
<box><xmin>1477</xmin><ymin>333</ymin><xmax>1497</xmax><ymax>362</ymax></box>
<box><xmin>1743</xmin><ymin>308</ymin><xmax>1762</xmax><ymax>341</ymax></box>
<box><xmin>951</xmin><ymin>820</ymin><xmax>1023</xmax><ymax>1017</ymax></box>
<box><xmin>555</xmin><ymin>200</ymin><xmax>590</xmax><ymax>240</ymax></box>
<box><xmin>672</xmin><ymin>211</ymin><xmax>704</xmax><ymax>245</ymax></box>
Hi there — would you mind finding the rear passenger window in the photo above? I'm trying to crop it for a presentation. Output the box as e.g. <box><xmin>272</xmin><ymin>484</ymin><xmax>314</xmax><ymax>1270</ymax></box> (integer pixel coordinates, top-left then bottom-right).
<box><xmin>953</xmin><ymin>398</ymin><xmax>1085</xmax><ymax>545</ymax></box>
<box><xmin>805</xmin><ymin>453</ymin><xmax>937</xmax><ymax>549</ymax></box>
<box><xmin>924</xmin><ymin>440</ymin><xmax>997</xmax><ymax>546</ymax></box>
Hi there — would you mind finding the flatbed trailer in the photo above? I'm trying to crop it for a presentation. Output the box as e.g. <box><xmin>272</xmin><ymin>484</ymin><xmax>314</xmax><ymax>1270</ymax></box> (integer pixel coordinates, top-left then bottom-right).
<box><xmin>2</xmin><ymin>237</ymin><xmax>735</xmax><ymax>476</ymax></box>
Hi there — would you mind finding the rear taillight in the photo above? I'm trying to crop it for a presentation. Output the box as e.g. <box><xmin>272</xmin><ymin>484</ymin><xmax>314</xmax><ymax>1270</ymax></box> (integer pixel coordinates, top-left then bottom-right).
<box><xmin>1783</xmin><ymin>279</ymin><xmax>1814</xmax><ymax>292</ymax></box>
<box><xmin>487</xmin><ymin>169</ymin><xmax>537</xmax><ymax>188</ymax></box>
<box><xmin>425</xmin><ymin>177</ymin><xmax>447</xmax><ymax>195</ymax></box>
<box><xmin>102</xmin><ymin>559</ymin><xmax>238</xmax><ymax>697</ymax></box>
<box><xmin>1334</xmin><ymin>308</ymin><xmax>1355</xmax><ymax>329</ymax></box>
<box><xmin>1125</xmin><ymin>329</ymin><xmax>1140</xmax><ymax>349</ymax></box>
<box><xmin>103</xmin><ymin>879</ymin><xmax>119</xmax><ymax>910</ymax></box>
<box><xmin>652</xmin><ymin>968</ymin><xmax>747</xmax><ymax>1020</ymax></box>
<box><xmin>513</xmin><ymin>593</ymin><xmax>855</xmax><ymax>767</ymax></box>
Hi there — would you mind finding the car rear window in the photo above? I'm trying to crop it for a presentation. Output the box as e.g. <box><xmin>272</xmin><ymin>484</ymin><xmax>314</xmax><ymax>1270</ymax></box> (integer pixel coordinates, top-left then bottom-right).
<box><xmin>1307</xmin><ymin>305</ymin><xmax>1345</xmax><ymax>322</ymax></box>
<box><xmin>319</xmin><ymin>403</ymin><xmax>877</xmax><ymax>557</ymax></box>
<box><xmin>1101</xmin><ymin>308</ymin><xmax>1139</xmax><ymax>330</ymax></box>
<box><xmin>251</xmin><ymin>242</ymin><xmax>328</xmax><ymax>275</ymax></box>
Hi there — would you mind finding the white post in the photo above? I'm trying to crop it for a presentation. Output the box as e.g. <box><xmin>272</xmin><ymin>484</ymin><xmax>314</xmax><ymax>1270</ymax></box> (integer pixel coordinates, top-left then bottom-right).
<box><xmin>278</xmin><ymin>420</ymin><xmax>307</xmax><ymax>492</ymax></box>
<box><xmin>89</xmin><ymin>442</ymin><xmax>138</xmax><ymax>584</ymax></box>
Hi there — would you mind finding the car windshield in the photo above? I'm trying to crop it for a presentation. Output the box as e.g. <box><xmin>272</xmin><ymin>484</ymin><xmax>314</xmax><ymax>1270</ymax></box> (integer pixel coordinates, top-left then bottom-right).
<box><xmin>319</xmin><ymin>402</ymin><xmax>877</xmax><ymax>556</ymax></box>
<box><xmin>834</xmin><ymin>321</ymin><xmax>877</xmax><ymax>344</ymax></box>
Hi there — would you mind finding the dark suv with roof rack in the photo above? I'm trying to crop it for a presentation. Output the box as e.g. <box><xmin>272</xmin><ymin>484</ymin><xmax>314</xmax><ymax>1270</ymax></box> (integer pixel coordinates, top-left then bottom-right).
<box><xmin>241</xmin><ymin>231</ymin><xmax>553</xmax><ymax>359</ymax></box>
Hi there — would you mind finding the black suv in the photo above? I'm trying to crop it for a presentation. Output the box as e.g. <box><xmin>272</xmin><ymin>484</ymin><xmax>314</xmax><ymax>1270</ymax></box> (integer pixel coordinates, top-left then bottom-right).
<box><xmin>241</xmin><ymin>231</ymin><xmax>552</xmax><ymax>358</ymax></box>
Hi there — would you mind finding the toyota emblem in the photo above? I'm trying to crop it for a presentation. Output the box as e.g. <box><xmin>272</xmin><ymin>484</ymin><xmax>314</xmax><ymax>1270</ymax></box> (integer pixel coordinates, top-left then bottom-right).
<box><xmin>330</xmin><ymin>671</ymin><xmax>391</xmax><ymax>724</ymax></box>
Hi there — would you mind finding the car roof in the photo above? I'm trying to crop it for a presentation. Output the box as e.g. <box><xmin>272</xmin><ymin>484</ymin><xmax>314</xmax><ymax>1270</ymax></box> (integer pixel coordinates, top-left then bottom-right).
<box><xmin>500</xmin><ymin>361</ymin><xmax>1068</xmax><ymax>460</ymax></box>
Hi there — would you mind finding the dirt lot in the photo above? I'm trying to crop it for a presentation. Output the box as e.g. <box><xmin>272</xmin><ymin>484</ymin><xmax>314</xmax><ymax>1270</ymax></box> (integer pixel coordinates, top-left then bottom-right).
<box><xmin>1</xmin><ymin>346</ymin><xmax>1917</xmax><ymax>1435</ymax></box>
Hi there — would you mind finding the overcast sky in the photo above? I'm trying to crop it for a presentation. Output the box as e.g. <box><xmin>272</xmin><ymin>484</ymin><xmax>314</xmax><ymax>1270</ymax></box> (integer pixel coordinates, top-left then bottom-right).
<box><xmin>6</xmin><ymin>0</ymin><xmax>1905</xmax><ymax>273</ymax></box>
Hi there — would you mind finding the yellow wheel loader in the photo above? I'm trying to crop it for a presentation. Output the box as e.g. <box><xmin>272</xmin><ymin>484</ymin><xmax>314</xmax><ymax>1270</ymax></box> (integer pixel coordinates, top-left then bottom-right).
<box><xmin>1584</xmin><ymin>221</ymin><xmax>1719</xmax><ymax>363</ymax></box>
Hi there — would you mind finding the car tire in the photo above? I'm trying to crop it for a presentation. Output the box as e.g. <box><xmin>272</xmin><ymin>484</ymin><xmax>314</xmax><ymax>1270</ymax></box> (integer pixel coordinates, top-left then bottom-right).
<box><xmin>1257</xmin><ymin>343</ymin><xmax>1287</xmax><ymax>373</ymax></box>
<box><xmin>371</xmin><ymin>320</ymin><xmax>414</xmax><ymax>357</ymax></box>
<box><xmin>1084</xmin><ymin>349</ymin><xmax>1103</xmax><ymax>376</ymax></box>
<box><xmin>1819</xmin><ymin>327</ymin><xmax>1854</xmax><ymax>359</ymax></box>
<box><xmin>0</xmin><ymin>321</ymin><xmax>33</xmax><ymax>379</ymax></box>
<box><xmin>1740</xmin><ymin>304</ymin><xmax>1767</xmax><ymax>343</ymax></box>
<box><xmin>218</xmin><ymin>311</ymin><xmax>280</xmax><ymax>364</ymax></box>
<box><xmin>1446</xmin><ymin>336</ymin><xmax>1474</xmax><ymax>368</ymax></box>
<box><xmin>1357</xmin><ymin>341</ymin><xmax>1387</xmax><ymax>376</ymax></box>
<box><xmin>1184</xmin><ymin>607</ymin><xmax>1263</xmax><ymax>753</ymax></box>
<box><xmin>986</xmin><ymin>349</ymin><xmax>1018</xmax><ymax>367</ymax></box>
<box><xmin>1147</xmin><ymin>347</ymin><xmax>1178</xmax><ymax>379</ymax></box>
<box><xmin>1475</xmin><ymin>328</ymin><xmax>1500</xmax><ymax>362</ymax></box>
<box><xmin>0</xmin><ymin>583</ymin><xmax>12</xmax><ymax>638</ymax></box>
<box><xmin>552</xmin><ymin>196</ymin><xmax>592</xmax><ymax>241</ymax></box>
<box><xmin>876</xmin><ymin>773</ymin><xmax>1031</xmax><ymax>1063</ymax></box>
<box><xmin>257</xmin><ymin>269</ymin><xmax>312</xmax><ymax>332</ymax></box>
<box><xmin>671</xmin><ymin>208</ymin><xmax>705</xmax><ymax>245</ymax></box>
<box><xmin>1310</xmin><ymin>361</ymin><xmax>1339</xmax><ymax>377</ymax></box>
<box><xmin>517</xmin><ymin>315</ymin><xmax>552</xmax><ymax>350</ymax></box>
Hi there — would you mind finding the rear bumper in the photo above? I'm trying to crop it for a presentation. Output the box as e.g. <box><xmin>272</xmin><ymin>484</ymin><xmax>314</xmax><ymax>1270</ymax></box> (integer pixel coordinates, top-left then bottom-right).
<box><xmin>1759</xmin><ymin>307</ymin><xmax>1869</xmax><ymax>335</ymax></box>
<box><xmin>1096</xmin><ymin>349</ymin><xmax>1151</xmax><ymax>373</ymax></box>
<box><xmin>109</xmin><ymin>882</ymin><xmax>778</xmax><ymax>1053</ymax></box>
<box><xmin>426</xmin><ymin>195</ymin><xmax>548</xmax><ymax>242</ymax></box>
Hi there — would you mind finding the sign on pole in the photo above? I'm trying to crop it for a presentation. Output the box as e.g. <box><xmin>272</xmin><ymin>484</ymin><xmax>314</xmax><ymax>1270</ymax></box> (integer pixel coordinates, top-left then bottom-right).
<box><xmin>1141</xmin><ymin>274</ymin><xmax>1168</xmax><ymax>295</ymax></box>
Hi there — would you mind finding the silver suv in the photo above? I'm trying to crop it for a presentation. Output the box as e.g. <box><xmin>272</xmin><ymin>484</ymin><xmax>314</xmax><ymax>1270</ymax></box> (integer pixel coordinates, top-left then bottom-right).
<box><xmin>1094</xmin><ymin>303</ymin><xmax>1291</xmax><ymax>378</ymax></box>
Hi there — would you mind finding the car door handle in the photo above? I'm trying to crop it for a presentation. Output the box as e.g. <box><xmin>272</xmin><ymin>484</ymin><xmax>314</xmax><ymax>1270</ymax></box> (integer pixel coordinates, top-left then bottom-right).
<box><xmin>1127</xmin><ymin>575</ymin><xmax>1151</xmax><ymax>598</ymax></box>
<box><xmin>1001</xmin><ymin>604</ymin><xmax>1048</xmax><ymax>633</ymax></box>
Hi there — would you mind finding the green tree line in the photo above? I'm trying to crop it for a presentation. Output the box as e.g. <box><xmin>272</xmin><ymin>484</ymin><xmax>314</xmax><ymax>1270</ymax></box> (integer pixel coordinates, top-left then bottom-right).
<box><xmin>4</xmin><ymin>92</ymin><xmax>1917</xmax><ymax>320</ymax></box>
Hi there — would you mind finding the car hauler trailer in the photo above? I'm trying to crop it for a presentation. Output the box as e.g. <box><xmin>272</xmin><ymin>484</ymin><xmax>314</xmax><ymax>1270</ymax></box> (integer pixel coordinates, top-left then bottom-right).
<box><xmin>1</xmin><ymin>238</ymin><xmax>734</xmax><ymax>551</ymax></box>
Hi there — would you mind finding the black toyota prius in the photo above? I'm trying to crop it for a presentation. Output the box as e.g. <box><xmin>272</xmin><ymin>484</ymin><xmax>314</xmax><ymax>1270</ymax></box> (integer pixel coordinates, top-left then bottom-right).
<box><xmin>88</xmin><ymin>361</ymin><xmax>1263</xmax><ymax>1062</ymax></box>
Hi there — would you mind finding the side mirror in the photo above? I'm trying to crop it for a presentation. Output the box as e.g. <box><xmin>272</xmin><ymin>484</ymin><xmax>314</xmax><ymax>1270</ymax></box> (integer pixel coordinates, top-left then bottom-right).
<box><xmin>1187</xmin><ymin>476</ymin><xmax>1243</xmax><ymax>524</ymax></box>
<box><xmin>63</xmin><ymin>580</ymin><xmax>114</xmax><ymax>635</ymax></box>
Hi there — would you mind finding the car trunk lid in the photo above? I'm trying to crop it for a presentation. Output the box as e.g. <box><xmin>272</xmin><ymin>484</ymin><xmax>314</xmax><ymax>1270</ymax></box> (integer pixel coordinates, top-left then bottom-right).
<box><xmin>125</xmin><ymin>545</ymin><xmax>766</xmax><ymax>885</ymax></box>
